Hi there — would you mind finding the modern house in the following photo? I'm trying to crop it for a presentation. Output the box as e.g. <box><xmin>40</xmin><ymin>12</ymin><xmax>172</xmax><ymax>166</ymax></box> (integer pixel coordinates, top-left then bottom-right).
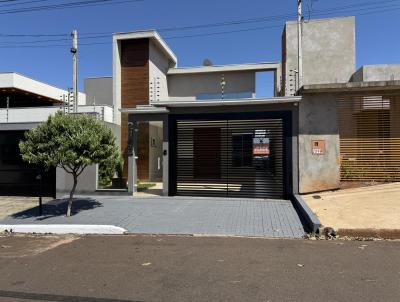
<box><xmin>0</xmin><ymin>15</ymin><xmax>399</xmax><ymax>200</ymax></box>
<box><xmin>114</xmin><ymin>15</ymin><xmax>399</xmax><ymax>199</ymax></box>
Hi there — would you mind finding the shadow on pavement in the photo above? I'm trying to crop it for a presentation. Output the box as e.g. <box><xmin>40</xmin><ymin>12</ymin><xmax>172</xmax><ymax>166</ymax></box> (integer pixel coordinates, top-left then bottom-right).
<box><xmin>0</xmin><ymin>290</ymin><xmax>141</xmax><ymax>302</ymax></box>
<box><xmin>9</xmin><ymin>198</ymin><xmax>103</xmax><ymax>220</ymax></box>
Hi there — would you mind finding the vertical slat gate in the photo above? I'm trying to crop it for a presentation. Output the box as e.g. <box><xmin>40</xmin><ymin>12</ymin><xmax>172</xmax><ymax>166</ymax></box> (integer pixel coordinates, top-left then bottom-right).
<box><xmin>175</xmin><ymin>118</ymin><xmax>284</xmax><ymax>199</ymax></box>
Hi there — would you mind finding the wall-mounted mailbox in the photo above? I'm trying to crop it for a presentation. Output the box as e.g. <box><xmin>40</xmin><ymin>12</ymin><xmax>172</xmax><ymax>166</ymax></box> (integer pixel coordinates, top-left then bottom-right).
<box><xmin>312</xmin><ymin>140</ymin><xmax>326</xmax><ymax>155</ymax></box>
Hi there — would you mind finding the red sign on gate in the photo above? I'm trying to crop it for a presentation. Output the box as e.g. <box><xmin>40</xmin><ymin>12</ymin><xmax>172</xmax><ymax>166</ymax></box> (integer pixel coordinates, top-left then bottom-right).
<box><xmin>253</xmin><ymin>143</ymin><xmax>270</xmax><ymax>155</ymax></box>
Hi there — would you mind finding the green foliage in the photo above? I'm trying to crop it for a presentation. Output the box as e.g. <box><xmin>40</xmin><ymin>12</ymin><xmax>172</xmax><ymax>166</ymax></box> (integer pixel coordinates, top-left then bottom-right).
<box><xmin>19</xmin><ymin>111</ymin><xmax>120</xmax><ymax>181</ymax></box>
<box><xmin>137</xmin><ymin>182</ymin><xmax>156</xmax><ymax>192</ymax></box>
<box><xmin>98</xmin><ymin>155</ymin><xmax>124</xmax><ymax>188</ymax></box>
<box><xmin>98</xmin><ymin>162</ymin><xmax>114</xmax><ymax>187</ymax></box>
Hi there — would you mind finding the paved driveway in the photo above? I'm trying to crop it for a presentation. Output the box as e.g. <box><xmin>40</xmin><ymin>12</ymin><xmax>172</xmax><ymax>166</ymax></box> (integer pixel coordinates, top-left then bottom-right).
<box><xmin>0</xmin><ymin>196</ymin><xmax>305</xmax><ymax>238</ymax></box>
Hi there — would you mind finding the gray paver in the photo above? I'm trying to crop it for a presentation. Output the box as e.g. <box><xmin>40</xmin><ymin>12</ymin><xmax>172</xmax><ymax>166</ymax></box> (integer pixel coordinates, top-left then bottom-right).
<box><xmin>0</xmin><ymin>196</ymin><xmax>305</xmax><ymax>238</ymax></box>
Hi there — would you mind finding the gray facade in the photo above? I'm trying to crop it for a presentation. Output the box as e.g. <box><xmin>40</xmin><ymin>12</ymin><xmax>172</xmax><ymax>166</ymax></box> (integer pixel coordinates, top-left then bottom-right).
<box><xmin>282</xmin><ymin>16</ymin><xmax>356</xmax><ymax>96</ymax></box>
<box><xmin>84</xmin><ymin>77</ymin><xmax>113</xmax><ymax>107</ymax></box>
<box><xmin>167</xmin><ymin>71</ymin><xmax>256</xmax><ymax>102</ymax></box>
<box><xmin>298</xmin><ymin>95</ymin><xmax>340</xmax><ymax>193</ymax></box>
<box><xmin>351</xmin><ymin>65</ymin><xmax>400</xmax><ymax>82</ymax></box>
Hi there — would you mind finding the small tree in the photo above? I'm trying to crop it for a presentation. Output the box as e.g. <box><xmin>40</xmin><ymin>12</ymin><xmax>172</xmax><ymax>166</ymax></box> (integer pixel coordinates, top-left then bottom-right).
<box><xmin>19</xmin><ymin>112</ymin><xmax>120</xmax><ymax>217</ymax></box>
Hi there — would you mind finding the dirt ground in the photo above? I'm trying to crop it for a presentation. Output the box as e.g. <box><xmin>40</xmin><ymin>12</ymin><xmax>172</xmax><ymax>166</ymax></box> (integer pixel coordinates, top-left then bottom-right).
<box><xmin>303</xmin><ymin>182</ymin><xmax>400</xmax><ymax>230</ymax></box>
<box><xmin>0</xmin><ymin>197</ymin><xmax>52</xmax><ymax>220</ymax></box>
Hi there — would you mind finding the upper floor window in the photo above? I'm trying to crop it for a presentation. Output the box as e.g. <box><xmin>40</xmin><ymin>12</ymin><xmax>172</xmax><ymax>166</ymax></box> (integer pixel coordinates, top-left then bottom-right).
<box><xmin>196</xmin><ymin>91</ymin><xmax>253</xmax><ymax>101</ymax></box>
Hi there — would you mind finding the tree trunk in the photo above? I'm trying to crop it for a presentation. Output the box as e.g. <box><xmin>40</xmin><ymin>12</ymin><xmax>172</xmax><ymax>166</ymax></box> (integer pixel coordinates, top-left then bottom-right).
<box><xmin>66</xmin><ymin>173</ymin><xmax>78</xmax><ymax>217</ymax></box>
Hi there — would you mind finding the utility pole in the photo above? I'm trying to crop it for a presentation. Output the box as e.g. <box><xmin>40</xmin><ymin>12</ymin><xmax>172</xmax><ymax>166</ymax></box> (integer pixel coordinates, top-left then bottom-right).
<box><xmin>71</xmin><ymin>30</ymin><xmax>78</xmax><ymax>113</ymax></box>
<box><xmin>297</xmin><ymin>0</ymin><xmax>303</xmax><ymax>91</ymax></box>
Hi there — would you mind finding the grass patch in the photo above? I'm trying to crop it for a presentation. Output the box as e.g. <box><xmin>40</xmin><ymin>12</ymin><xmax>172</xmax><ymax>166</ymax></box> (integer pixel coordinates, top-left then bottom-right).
<box><xmin>137</xmin><ymin>182</ymin><xmax>156</xmax><ymax>192</ymax></box>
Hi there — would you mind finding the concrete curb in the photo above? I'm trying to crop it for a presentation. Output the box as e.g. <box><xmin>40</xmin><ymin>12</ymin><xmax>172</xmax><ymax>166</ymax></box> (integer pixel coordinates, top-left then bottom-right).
<box><xmin>337</xmin><ymin>228</ymin><xmax>400</xmax><ymax>240</ymax></box>
<box><xmin>0</xmin><ymin>224</ymin><xmax>128</xmax><ymax>235</ymax></box>
<box><xmin>291</xmin><ymin>194</ymin><xmax>321</xmax><ymax>233</ymax></box>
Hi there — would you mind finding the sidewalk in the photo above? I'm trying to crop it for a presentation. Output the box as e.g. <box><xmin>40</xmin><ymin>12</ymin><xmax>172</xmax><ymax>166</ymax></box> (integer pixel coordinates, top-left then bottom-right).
<box><xmin>303</xmin><ymin>182</ymin><xmax>400</xmax><ymax>238</ymax></box>
<box><xmin>0</xmin><ymin>196</ymin><xmax>305</xmax><ymax>238</ymax></box>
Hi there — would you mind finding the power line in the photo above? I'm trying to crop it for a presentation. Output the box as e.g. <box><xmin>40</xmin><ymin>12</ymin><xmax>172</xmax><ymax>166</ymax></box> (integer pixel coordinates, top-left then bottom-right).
<box><xmin>0</xmin><ymin>0</ymin><xmax>143</xmax><ymax>15</ymax></box>
<box><xmin>0</xmin><ymin>0</ymin><xmax>51</xmax><ymax>9</ymax></box>
<box><xmin>1</xmin><ymin>0</ymin><xmax>397</xmax><ymax>38</ymax></box>
<box><xmin>79</xmin><ymin>0</ymin><xmax>400</xmax><ymax>35</ymax></box>
<box><xmin>0</xmin><ymin>0</ymin><xmax>400</xmax><ymax>47</ymax></box>
<box><xmin>1</xmin><ymin>0</ymin><xmax>399</xmax><ymax>37</ymax></box>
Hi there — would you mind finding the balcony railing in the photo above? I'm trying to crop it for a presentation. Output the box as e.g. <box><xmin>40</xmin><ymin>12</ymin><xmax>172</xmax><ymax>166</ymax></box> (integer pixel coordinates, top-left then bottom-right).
<box><xmin>0</xmin><ymin>105</ymin><xmax>114</xmax><ymax>124</ymax></box>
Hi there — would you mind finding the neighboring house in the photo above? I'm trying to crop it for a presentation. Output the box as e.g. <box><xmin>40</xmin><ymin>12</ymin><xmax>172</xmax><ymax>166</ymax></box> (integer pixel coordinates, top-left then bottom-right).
<box><xmin>0</xmin><ymin>72</ymin><xmax>119</xmax><ymax>197</ymax></box>
<box><xmin>1</xmin><ymin>15</ymin><xmax>399</xmax><ymax>200</ymax></box>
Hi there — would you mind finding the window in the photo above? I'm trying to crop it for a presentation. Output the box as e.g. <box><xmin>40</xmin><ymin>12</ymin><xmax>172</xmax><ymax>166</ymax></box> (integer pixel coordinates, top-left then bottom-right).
<box><xmin>232</xmin><ymin>134</ymin><xmax>253</xmax><ymax>167</ymax></box>
<box><xmin>196</xmin><ymin>92</ymin><xmax>253</xmax><ymax>100</ymax></box>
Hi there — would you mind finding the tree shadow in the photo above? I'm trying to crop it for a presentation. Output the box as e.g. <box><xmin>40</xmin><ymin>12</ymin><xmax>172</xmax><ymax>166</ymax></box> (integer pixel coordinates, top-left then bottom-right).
<box><xmin>9</xmin><ymin>198</ymin><xmax>103</xmax><ymax>220</ymax></box>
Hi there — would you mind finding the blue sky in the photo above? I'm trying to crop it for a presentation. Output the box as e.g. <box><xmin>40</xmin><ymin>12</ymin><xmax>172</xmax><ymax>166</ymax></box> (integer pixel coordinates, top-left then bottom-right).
<box><xmin>0</xmin><ymin>0</ymin><xmax>399</xmax><ymax>95</ymax></box>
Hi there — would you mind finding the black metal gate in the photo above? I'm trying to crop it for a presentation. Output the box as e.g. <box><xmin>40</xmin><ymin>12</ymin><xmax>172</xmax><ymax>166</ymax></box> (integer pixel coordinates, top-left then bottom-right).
<box><xmin>170</xmin><ymin>113</ymin><xmax>290</xmax><ymax>199</ymax></box>
<box><xmin>0</xmin><ymin>131</ymin><xmax>56</xmax><ymax>197</ymax></box>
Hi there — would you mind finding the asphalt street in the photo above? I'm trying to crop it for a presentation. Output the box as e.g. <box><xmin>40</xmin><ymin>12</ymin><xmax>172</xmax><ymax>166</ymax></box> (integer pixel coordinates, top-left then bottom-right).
<box><xmin>0</xmin><ymin>234</ymin><xmax>399</xmax><ymax>302</ymax></box>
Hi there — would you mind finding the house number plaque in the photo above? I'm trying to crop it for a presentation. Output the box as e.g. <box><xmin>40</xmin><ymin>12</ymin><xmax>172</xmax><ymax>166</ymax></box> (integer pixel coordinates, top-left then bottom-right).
<box><xmin>312</xmin><ymin>140</ymin><xmax>326</xmax><ymax>155</ymax></box>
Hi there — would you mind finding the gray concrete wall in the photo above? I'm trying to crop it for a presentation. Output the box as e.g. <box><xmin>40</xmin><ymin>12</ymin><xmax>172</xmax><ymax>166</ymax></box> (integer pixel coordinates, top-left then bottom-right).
<box><xmin>55</xmin><ymin>121</ymin><xmax>121</xmax><ymax>196</ymax></box>
<box><xmin>283</xmin><ymin>17</ymin><xmax>356</xmax><ymax>96</ymax></box>
<box><xmin>56</xmin><ymin>165</ymin><xmax>97</xmax><ymax>197</ymax></box>
<box><xmin>84</xmin><ymin>77</ymin><xmax>113</xmax><ymax>106</ymax></box>
<box><xmin>351</xmin><ymin>65</ymin><xmax>400</xmax><ymax>82</ymax></box>
<box><xmin>0</xmin><ymin>122</ymin><xmax>39</xmax><ymax>131</ymax></box>
<box><xmin>298</xmin><ymin>94</ymin><xmax>340</xmax><ymax>193</ymax></box>
<box><xmin>149</xmin><ymin>40</ymin><xmax>170</xmax><ymax>102</ymax></box>
<box><xmin>167</xmin><ymin>71</ymin><xmax>256</xmax><ymax>102</ymax></box>
<box><xmin>105</xmin><ymin>122</ymin><xmax>121</xmax><ymax>151</ymax></box>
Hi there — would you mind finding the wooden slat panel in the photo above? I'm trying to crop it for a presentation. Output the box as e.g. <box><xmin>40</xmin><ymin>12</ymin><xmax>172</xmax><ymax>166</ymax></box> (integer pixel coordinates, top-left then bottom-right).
<box><xmin>338</xmin><ymin>95</ymin><xmax>400</xmax><ymax>181</ymax></box>
<box><xmin>120</xmin><ymin>38</ymin><xmax>150</xmax><ymax>179</ymax></box>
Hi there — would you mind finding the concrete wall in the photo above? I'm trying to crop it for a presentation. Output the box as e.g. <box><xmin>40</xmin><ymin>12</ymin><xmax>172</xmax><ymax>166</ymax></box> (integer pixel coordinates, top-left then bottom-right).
<box><xmin>167</xmin><ymin>71</ymin><xmax>256</xmax><ymax>102</ymax></box>
<box><xmin>0</xmin><ymin>122</ymin><xmax>39</xmax><ymax>131</ymax></box>
<box><xmin>283</xmin><ymin>16</ymin><xmax>356</xmax><ymax>96</ymax></box>
<box><xmin>149</xmin><ymin>40</ymin><xmax>170</xmax><ymax>102</ymax></box>
<box><xmin>351</xmin><ymin>65</ymin><xmax>400</xmax><ymax>82</ymax></box>
<box><xmin>56</xmin><ymin>165</ymin><xmax>97</xmax><ymax>197</ymax></box>
<box><xmin>298</xmin><ymin>94</ymin><xmax>340</xmax><ymax>193</ymax></box>
<box><xmin>84</xmin><ymin>77</ymin><xmax>113</xmax><ymax>106</ymax></box>
<box><xmin>112</xmin><ymin>38</ymin><xmax>122</xmax><ymax>125</ymax></box>
<box><xmin>106</xmin><ymin>122</ymin><xmax>121</xmax><ymax>149</ymax></box>
<box><xmin>55</xmin><ymin>121</ymin><xmax>121</xmax><ymax>196</ymax></box>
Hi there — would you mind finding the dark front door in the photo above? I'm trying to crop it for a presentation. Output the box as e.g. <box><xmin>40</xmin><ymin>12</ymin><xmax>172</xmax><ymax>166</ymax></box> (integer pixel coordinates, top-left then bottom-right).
<box><xmin>194</xmin><ymin>127</ymin><xmax>221</xmax><ymax>179</ymax></box>
<box><xmin>0</xmin><ymin>131</ymin><xmax>56</xmax><ymax>197</ymax></box>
